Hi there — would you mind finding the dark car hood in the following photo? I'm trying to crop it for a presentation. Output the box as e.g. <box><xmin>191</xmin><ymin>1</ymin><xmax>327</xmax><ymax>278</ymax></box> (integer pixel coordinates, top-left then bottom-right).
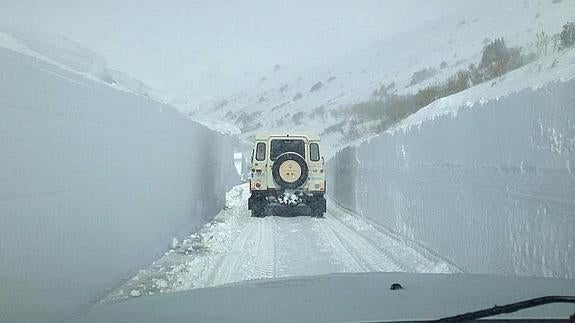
<box><xmin>68</xmin><ymin>272</ymin><xmax>575</xmax><ymax>322</ymax></box>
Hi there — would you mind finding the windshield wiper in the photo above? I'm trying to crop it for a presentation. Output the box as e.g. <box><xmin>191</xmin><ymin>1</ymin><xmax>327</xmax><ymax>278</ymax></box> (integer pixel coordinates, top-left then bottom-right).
<box><xmin>370</xmin><ymin>296</ymin><xmax>575</xmax><ymax>322</ymax></box>
<box><xmin>435</xmin><ymin>295</ymin><xmax>575</xmax><ymax>322</ymax></box>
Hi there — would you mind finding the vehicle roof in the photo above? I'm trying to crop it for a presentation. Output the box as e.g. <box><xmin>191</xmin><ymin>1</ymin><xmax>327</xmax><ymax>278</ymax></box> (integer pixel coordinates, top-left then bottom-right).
<box><xmin>254</xmin><ymin>133</ymin><xmax>320</xmax><ymax>141</ymax></box>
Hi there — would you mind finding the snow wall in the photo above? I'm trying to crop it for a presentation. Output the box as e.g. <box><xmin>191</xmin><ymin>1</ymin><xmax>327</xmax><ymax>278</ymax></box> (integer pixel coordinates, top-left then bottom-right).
<box><xmin>0</xmin><ymin>48</ymin><xmax>238</xmax><ymax>323</ymax></box>
<box><xmin>327</xmin><ymin>79</ymin><xmax>575</xmax><ymax>279</ymax></box>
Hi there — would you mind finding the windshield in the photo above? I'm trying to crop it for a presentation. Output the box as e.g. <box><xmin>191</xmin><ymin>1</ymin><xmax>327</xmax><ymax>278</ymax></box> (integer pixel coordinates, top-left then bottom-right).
<box><xmin>2</xmin><ymin>1</ymin><xmax>574</xmax><ymax>322</ymax></box>
<box><xmin>270</xmin><ymin>139</ymin><xmax>305</xmax><ymax>160</ymax></box>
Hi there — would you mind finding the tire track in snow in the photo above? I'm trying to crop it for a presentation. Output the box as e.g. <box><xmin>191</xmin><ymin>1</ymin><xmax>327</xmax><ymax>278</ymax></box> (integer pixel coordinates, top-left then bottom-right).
<box><xmin>327</xmin><ymin>207</ymin><xmax>407</xmax><ymax>272</ymax></box>
<box><xmin>102</xmin><ymin>184</ymin><xmax>457</xmax><ymax>303</ymax></box>
<box><xmin>272</xmin><ymin>216</ymin><xmax>343</xmax><ymax>278</ymax></box>
<box><xmin>253</xmin><ymin>217</ymin><xmax>276</xmax><ymax>279</ymax></box>
<box><xmin>210</xmin><ymin>216</ymin><xmax>276</xmax><ymax>286</ymax></box>
<box><xmin>320</xmin><ymin>214</ymin><xmax>402</xmax><ymax>272</ymax></box>
<box><xmin>211</xmin><ymin>219</ymin><xmax>260</xmax><ymax>286</ymax></box>
<box><xmin>327</xmin><ymin>203</ymin><xmax>460</xmax><ymax>273</ymax></box>
<box><xmin>312</xmin><ymin>218</ymin><xmax>368</xmax><ymax>272</ymax></box>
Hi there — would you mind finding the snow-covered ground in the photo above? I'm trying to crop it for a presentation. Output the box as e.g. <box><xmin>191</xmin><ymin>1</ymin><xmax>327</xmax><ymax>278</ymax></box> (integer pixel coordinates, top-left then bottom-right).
<box><xmin>102</xmin><ymin>183</ymin><xmax>458</xmax><ymax>302</ymax></box>
<box><xmin>0</xmin><ymin>25</ymin><xmax>153</xmax><ymax>97</ymax></box>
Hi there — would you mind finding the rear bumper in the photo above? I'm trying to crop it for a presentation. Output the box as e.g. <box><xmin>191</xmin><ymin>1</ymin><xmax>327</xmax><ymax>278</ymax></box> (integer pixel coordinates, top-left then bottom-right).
<box><xmin>266</xmin><ymin>203</ymin><xmax>312</xmax><ymax>216</ymax></box>
<box><xmin>248</xmin><ymin>193</ymin><xmax>326</xmax><ymax>215</ymax></box>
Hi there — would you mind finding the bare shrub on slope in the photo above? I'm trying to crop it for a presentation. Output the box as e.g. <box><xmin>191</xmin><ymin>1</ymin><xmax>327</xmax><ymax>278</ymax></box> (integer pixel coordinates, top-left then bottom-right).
<box><xmin>408</xmin><ymin>67</ymin><xmax>437</xmax><ymax>86</ymax></box>
<box><xmin>341</xmin><ymin>37</ymin><xmax>536</xmax><ymax>142</ymax></box>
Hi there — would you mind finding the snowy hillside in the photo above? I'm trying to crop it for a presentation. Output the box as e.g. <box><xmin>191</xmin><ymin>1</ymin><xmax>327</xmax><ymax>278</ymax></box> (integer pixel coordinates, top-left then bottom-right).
<box><xmin>181</xmin><ymin>0</ymin><xmax>575</xmax><ymax>154</ymax></box>
<box><xmin>0</xmin><ymin>25</ymin><xmax>153</xmax><ymax>97</ymax></box>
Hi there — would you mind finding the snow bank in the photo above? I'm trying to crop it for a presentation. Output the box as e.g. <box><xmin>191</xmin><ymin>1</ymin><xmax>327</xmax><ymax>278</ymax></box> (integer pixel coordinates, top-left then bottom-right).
<box><xmin>0</xmin><ymin>25</ymin><xmax>153</xmax><ymax>97</ymax></box>
<box><xmin>327</xmin><ymin>79</ymin><xmax>575</xmax><ymax>279</ymax></box>
<box><xmin>0</xmin><ymin>48</ymin><xmax>238</xmax><ymax>323</ymax></box>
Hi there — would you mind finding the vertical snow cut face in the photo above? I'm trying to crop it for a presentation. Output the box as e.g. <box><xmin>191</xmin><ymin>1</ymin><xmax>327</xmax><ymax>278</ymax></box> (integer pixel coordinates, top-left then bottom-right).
<box><xmin>0</xmin><ymin>48</ymin><xmax>238</xmax><ymax>323</ymax></box>
<box><xmin>327</xmin><ymin>79</ymin><xmax>575</xmax><ymax>279</ymax></box>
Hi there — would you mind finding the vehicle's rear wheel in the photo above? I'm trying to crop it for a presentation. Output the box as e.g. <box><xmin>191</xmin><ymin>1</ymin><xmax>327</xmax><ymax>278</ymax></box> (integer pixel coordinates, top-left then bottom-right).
<box><xmin>251</xmin><ymin>201</ymin><xmax>266</xmax><ymax>217</ymax></box>
<box><xmin>251</xmin><ymin>209</ymin><xmax>265</xmax><ymax>217</ymax></box>
<box><xmin>249</xmin><ymin>194</ymin><xmax>266</xmax><ymax>217</ymax></box>
<box><xmin>311</xmin><ymin>207</ymin><xmax>324</xmax><ymax>218</ymax></box>
<box><xmin>310</xmin><ymin>201</ymin><xmax>324</xmax><ymax>218</ymax></box>
<box><xmin>309</xmin><ymin>195</ymin><xmax>326</xmax><ymax>218</ymax></box>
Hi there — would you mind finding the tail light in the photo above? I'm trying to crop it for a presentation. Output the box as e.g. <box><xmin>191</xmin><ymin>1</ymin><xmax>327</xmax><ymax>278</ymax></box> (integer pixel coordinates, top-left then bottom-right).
<box><xmin>250</xmin><ymin>180</ymin><xmax>264</xmax><ymax>190</ymax></box>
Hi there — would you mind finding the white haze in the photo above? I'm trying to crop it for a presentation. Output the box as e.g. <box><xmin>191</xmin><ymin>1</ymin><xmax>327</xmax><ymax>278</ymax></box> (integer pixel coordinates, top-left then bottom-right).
<box><xmin>0</xmin><ymin>0</ymin><xmax>465</xmax><ymax>101</ymax></box>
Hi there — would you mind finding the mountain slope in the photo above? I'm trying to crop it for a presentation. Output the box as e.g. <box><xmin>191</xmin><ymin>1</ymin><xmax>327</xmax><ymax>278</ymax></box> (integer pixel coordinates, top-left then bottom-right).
<box><xmin>184</xmin><ymin>0</ymin><xmax>574</xmax><ymax>155</ymax></box>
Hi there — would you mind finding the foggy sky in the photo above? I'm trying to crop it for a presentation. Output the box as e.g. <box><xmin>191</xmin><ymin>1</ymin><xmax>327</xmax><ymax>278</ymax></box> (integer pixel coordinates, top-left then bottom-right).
<box><xmin>0</xmin><ymin>0</ymin><xmax>463</xmax><ymax>94</ymax></box>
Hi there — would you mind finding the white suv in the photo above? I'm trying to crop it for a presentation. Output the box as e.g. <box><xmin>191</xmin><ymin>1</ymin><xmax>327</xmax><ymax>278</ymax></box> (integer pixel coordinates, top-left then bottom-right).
<box><xmin>248</xmin><ymin>133</ymin><xmax>326</xmax><ymax>217</ymax></box>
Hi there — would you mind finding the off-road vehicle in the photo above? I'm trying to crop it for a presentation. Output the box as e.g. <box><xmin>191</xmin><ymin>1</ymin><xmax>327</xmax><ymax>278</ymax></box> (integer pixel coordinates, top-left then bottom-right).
<box><xmin>248</xmin><ymin>133</ymin><xmax>326</xmax><ymax>217</ymax></box>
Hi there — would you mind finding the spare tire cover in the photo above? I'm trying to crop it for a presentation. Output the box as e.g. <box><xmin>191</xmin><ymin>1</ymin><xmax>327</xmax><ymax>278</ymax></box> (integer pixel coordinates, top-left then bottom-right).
<box><xmin>272</xmin><ymin>152</ymin><xmax>308</xmax><ymax>189</ymax></box>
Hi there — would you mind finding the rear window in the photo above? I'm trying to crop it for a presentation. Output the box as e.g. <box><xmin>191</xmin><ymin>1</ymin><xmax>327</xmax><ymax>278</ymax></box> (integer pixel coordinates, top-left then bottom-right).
<box><xmin>255</xmin><ymin>142</ymin><xmax>266</xmax><ymax>161</ymax></box>
<box><xmin>310</xmin><ymin>143</ymin><xmax>320</xmax><ymax>161</ymax></box>
<box><xmin>270</xmin><ymin>139</ymin><xmax>305</xmax><ymax>160</ymax></box>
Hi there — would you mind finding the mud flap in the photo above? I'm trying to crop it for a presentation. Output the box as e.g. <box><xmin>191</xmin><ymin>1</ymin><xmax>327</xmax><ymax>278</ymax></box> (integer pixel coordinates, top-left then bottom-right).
<box><xmin>248</xmin><ymin>195</ymin><xmax>256</xmax><ymax>210</ymax></box>
<box><xmin>316</xmin><ymin>196</ymin><xmax>326</xmax><ymax>213</ymax></box>
<box><xmin>248</xmin><ymin>194</ymin><xmax>265</xmax><ymax>210</ymax></box>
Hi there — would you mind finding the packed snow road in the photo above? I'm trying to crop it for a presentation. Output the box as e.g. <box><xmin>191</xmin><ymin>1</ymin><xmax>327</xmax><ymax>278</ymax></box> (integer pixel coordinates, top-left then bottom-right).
<box><xmin>103</xmin><ymin>184</ymin><xmax>459</xmax><ymax>302</ymax></box>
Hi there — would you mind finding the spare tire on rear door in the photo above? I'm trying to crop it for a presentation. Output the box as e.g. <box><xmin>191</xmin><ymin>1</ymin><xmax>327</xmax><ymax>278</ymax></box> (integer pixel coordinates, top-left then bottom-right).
<box><xmin>272</xmin><ymin>152</ymin><xmax>308</xmax><ymax>189</ymax></box>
